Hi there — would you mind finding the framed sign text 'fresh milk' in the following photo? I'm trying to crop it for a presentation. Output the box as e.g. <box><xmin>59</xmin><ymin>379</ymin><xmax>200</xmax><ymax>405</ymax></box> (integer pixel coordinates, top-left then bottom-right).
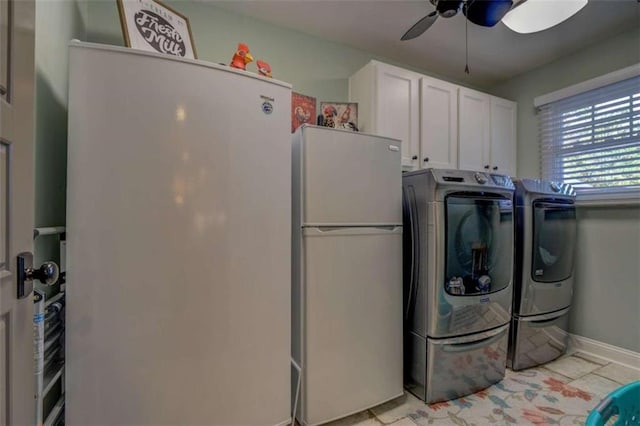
<box><xmin>117</xmin><ymin>0</ymin><xmax>197</xmax><ymax>59</ymax></box>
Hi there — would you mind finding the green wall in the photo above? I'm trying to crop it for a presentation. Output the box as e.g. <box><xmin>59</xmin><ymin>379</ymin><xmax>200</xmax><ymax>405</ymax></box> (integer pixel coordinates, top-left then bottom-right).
<box><xmin>491</xmin><ymin>26</ymin><xmax>640</xmax><ymax>179</ymax></box>
<box><xmin>493</xmin><ymin>26</ymin><xmax>640</xmax><ymax>353</ymax></box>
<box><xmin>84</xmin><ymin>1</ymin><xmax>481</xmax><ymax>103</ymax></box>
<box><xmin>34</xmin><ymin>0</ymin><xmax>86</xmax><ymax>286</ymax></box>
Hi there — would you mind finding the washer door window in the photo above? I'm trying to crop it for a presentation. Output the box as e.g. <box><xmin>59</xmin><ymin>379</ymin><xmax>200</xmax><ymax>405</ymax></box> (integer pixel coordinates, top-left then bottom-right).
<box><xmin>532</xmin><ymin>201</ymin><xmax>576</xmax><ymax>283</ymax></box>
<box><xmin>445</xmin><ymin>194</ymin><xmax>513</xmax><ymax>296</ymax></box>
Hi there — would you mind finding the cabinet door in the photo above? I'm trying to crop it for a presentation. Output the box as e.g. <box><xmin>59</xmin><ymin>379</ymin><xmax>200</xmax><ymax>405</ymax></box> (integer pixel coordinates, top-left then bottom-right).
<box><xmin>458</xmin><ymin>88</ymin><xmax>490</xmax><ymax>172</ymax></box>
<box><xmin>490</xmin><ymin>97</ymin><xmax>517</xmax><ymax>177</ymax></box>
<box><xmin>375</xmin><ymin>64</ymin><xmax>420</xmax><ymax>170</ymax></box>
<box><xmin>420</xmin><ymin>76</ymin><xmax>458</xmax><ymax>169</ymax></box>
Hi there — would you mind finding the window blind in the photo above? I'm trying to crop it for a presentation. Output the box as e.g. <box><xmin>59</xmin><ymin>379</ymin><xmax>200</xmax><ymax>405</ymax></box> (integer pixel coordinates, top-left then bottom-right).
<box><xmin>538</xmin><ymin>75</ymin><xmax>640</xmax><ymax>197</ymax></box>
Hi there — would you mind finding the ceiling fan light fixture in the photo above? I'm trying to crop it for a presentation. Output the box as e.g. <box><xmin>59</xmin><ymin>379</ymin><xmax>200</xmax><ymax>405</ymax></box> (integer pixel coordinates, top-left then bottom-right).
<box><xmin>464</xmin><ymin>0</ymin><xmax>514</xmax><ymax>27</ymax></box>
<box><xmin>502</xmin><ymin>0</ymin><xmax>588</xmax><ymax>34</ymax></box>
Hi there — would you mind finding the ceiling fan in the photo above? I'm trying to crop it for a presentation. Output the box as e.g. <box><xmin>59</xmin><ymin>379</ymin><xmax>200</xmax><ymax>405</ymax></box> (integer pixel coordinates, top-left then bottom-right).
<box><xmin>401</xmin><ymin>0</ymin><xmax>522</xmax><ymax>41</ymax></box>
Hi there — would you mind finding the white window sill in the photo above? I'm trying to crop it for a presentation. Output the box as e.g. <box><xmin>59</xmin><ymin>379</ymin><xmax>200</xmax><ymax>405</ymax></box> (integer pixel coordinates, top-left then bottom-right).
<box><xmin>576</xmin><ymin>191</ymin><xmax>640</xmax><ymax>207</ymax></box>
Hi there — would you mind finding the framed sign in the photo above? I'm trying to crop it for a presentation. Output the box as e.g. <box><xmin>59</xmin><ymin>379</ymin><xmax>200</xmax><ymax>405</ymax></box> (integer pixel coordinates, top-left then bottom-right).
<box><xmin>117</xmin><ymin>0</ymin><xmax>197</xmax><ymax>59</ymax></box>
<box><xmin>319</xmin><ymin>102</ymin><xmax>358</xmax><ymax>131</ymax></box>
<box><xmin>291</xmin><ymin>92</ymin><xmax>316</xmax><ymax>133</ymax></box>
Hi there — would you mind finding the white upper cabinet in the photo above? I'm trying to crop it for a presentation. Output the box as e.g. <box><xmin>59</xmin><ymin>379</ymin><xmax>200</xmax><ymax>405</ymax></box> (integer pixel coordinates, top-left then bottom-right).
<box><xmin>420</xmin><ymin>76</ymin><xmax>458</xmax><ymax>170</ymax></box>
<box><xmin>490</xmin><ymin>97</ymin><xmax>517</xmax><ymax>177</ymax></box>
<box><xmin>459</xmin><ymin>88</ymin><xmax>518</xmax><ymax>177</ymax></box>
<box><xmin>458</xmin><ymin>88</ymin><xmax>491</xmax><ymax>173</ymax></box>
<box><xmin>350</xmin><ymin>60</ymin><xmax>517</xmax><ymax>176</ymax></box>
<box><xmin>349</xmin><ymin>61</ymin><xmax>420</xmax><ymax>170</ymax></box>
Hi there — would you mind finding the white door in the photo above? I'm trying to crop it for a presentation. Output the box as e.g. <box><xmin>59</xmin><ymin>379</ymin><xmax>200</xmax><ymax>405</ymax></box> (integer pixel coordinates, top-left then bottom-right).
<box><xmin>420</xmin><ymin>76</ymin><xmax>458</xmax><ymax>170</ymax></box>
<box><xmin>375</xmin><ymin>63</ymin><xmax>420</xmax><ymax>170</ymax></box>
<box><xmin>0</xmin><ymin>0</ymin><xmax>35</xmax><ymax>425</ymax></box>
<box><xmin>490</xmin><ymin>96</ymin><xmax>517</xmax><ymax>177</ymax></box>
<box><xmin>458</xmin><ymin>88</ymin><xmax>490</xmax><ymax>172</ymax></box>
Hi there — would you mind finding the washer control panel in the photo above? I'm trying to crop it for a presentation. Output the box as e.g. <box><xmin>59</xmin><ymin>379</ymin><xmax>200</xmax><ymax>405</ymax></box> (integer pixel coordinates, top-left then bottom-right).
<box><xmin>431</xmin><ymin>169</ymin><xmax>515</xmax><ymax>189</ymax></box>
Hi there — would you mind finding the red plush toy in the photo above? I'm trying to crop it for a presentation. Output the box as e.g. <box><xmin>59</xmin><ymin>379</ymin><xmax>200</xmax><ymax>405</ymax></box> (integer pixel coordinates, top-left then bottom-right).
<box><xmin>230</xmin><ymin>43</ymin><xmax>253</xmax><ymax>71</ymax></box>
<box><xmin>256</xmin><ymin>60</ymin><xmax>272</xmax><ymax>78</ymax></box>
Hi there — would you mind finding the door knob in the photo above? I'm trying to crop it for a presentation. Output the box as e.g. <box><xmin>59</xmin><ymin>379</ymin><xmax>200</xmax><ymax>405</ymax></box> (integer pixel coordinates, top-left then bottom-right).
<box><xmin>423</xmin><ymin>157</ymin><xmax>429</xmax><ymax>162</ymax></box>
<box><xmin>484</xmin><ymin>165</ymin><xmax>490</xmax><ymax>169</ymax></box>
<box><xmin>492</xmin><ymin>166</ymin><xmax>498</xmax><ymax>171</ymax></box>
<box><xmin>412</xmin><ymin>155</ymin><xmax>418</xmax><ymax>160</ymax></box>
<box><xmin>16</xmin><ymin>252</ymin><xmax>60</xmax><ymax>299</ymax></box>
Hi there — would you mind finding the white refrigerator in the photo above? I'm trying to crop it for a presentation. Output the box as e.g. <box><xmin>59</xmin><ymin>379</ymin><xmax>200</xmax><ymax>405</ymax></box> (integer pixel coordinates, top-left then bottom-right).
<box><xmin>292</xmin><ymin>125</ymin><xmax>403</xmax><ymax>426</ymax></box>
<box><xmin>66</xmin><ymin>42</ymin><xmax>291</xmax><ymax>425</ymax></box>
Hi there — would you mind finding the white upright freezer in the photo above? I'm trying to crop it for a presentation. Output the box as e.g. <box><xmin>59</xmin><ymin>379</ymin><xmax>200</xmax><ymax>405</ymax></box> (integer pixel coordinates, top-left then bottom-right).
<box><xmin>292</xmin><ymin>125</ymin><xmax>403</xmax><ymax>426</ymax></box>
<box><xmin>66</xmin><ymin>41</ymin><xmax>291</xmax><ymax>425</ymax></box>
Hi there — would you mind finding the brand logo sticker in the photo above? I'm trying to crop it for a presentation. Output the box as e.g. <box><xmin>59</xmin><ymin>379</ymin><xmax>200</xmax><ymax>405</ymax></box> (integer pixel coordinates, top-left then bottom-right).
<box><xmin>262</xmin><ymin>101</ymin><xmax>273</xmax><ymax>114</ymax></box>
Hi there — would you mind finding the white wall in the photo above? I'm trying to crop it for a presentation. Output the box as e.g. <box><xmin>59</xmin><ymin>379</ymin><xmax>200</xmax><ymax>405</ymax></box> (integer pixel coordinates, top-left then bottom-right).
<box><xmin>492</xmin><ymin>26</ymin><xmax>640</xmax><ymax>353</ymax></box>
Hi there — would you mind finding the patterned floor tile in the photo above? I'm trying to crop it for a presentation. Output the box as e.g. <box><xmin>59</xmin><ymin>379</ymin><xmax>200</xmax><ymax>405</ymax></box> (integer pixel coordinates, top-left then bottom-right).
<box><xmin>536</xmin><ymin>366</ymin><xmax>576</xmax><ymax>382</ymax></box>
<box><xmin>388</xmin><ymin>418</ymin><xmax>419</xmax><ymax>426</ymax></box>
<box><xmin>568</xmin><ymin>373</ymin><xmax>624</xmax><ymax>398</ymax></box>
<box><xmin>369</xmin><ymin>392</ymin><xmax>425</xmax><ymax>424</ymax></box>
<box><xmin>592</xmin><ymin>362</ymin><xmax>640</xmax><ymax>385</ymax></box>
<box><xmin>544</xmin><ymin>354</ymin><xmax>601</xmax><ymax>379</ymax></box>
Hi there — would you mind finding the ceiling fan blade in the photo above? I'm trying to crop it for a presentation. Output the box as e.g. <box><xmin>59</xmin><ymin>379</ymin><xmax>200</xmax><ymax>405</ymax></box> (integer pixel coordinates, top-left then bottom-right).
<box><xmin>401</xmin><ymin>11</ymin><xmax>438</xmax><ymax>41</ymax></box>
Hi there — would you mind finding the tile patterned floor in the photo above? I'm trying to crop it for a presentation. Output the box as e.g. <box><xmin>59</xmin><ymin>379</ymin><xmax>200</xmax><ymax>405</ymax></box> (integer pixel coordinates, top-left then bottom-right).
<box><xmin>321</xmin><ymin>352</ymin><xmax>639</xmax><ymax>426</ymax></box>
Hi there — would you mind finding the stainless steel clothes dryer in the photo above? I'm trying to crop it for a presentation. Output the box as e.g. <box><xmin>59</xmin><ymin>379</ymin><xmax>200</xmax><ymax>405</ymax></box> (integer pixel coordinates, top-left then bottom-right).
<box><xmin>508</xmin><ymin>179</ymin><xmax>576</xmax><ymax>371</ymax></box>
<box><xmin>403</xmin><ymin>169</ymin><xmax>515</xmax><ymax>404</ymax></box>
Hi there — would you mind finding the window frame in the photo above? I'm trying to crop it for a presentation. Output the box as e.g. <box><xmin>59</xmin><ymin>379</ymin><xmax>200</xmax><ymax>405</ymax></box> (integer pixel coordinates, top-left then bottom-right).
<box><xmin>535</xmin><ymin>64</ymin><xmax>640</xmax><ymax>205</ymax></box>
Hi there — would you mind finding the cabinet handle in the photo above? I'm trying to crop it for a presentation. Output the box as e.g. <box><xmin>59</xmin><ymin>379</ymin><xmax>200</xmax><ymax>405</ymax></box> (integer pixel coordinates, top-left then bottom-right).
<box><xmin>412</xmin><ymin>155</ymin><xmax>418</xmax><ymax>160</ymax></box>
<box><xmin>423</xmin><ymin>157</ymin><xmax>429</xmax><ymax>162</ymax></box>
<box><xmin>484</xmin><ymin>165</ymin><xmax>490</xmax><ymax>169</ymax></box>
<box><xmin>493</xmin><ymin>166</ymin><xmax>498</xmax><ymax>171</ymax></box>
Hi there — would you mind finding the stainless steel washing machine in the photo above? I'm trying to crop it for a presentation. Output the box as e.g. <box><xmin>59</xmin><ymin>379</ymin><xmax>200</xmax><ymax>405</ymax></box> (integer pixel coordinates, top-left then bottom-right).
<box><xmin>403</xmin><ymin>169</ymin><xmax>514</xmax><ymax>403</ymax></box>
<box><xmin>508</xmin><ymin>179</ymin><xmax>576</xmax><ymax>371</ymax></box>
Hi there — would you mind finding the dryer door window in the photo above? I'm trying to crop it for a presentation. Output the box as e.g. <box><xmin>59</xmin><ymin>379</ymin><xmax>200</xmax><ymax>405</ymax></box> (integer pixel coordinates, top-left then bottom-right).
<box><xmin>444</xmin><ymin>194</ymin><xmax>513</xmax><ymax>296</ymax></box>
<box><xmin>532</xmin><ymin>201</ymin><xmax>576</xmax><ymax>283</ymax></box>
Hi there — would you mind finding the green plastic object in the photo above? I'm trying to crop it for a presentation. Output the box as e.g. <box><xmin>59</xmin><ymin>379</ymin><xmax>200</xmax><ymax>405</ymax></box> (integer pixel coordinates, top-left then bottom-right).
<box><xmin>586</xmin><ymin>381</ymin><xmax>640</xmax><ymax>426</ymax></box>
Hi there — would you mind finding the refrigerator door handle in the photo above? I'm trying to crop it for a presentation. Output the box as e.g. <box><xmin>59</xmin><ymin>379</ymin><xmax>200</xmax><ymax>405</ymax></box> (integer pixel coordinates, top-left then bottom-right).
<box><xmin>303</xmin><ymin>226</ymin><xmax>402</xmax><ymax>236</ymax></box>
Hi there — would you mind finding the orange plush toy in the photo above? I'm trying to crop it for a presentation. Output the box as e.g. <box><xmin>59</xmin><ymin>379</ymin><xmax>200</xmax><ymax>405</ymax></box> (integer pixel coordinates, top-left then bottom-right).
<box><xmin>230</xmin><ymin>43</ymin><xmax>253</xmax><ymax>71</ymax></box>
<box><xmin>256</xmin><ymin>60</ymin><xmax>272</xmax><ymax>78</ymax></box>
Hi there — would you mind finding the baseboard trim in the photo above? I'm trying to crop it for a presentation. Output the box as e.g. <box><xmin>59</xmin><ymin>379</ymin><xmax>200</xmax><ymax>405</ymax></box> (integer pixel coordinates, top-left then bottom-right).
<box><xmin>568</xmin><ymin>334</ymin><xmax>640</xmax><ymax>371</ymax></box>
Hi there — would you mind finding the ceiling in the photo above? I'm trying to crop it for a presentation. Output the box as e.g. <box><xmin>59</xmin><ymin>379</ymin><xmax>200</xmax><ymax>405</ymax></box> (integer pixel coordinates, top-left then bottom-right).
<box><xmin>211</xmin><ymin>0</ymin><xmax>640</xmax><ymax>87</ymax></box>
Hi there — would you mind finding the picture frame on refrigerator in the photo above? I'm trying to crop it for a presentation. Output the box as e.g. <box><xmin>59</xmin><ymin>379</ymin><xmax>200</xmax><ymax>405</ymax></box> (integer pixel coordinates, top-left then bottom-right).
<box><xmin>319</xmin><ymin>102</ymin><xmax>358</xmax><ymax>131</ymax></box>
<box><xmin>117</xmin><ymin>0</ymin><xmax>198</xmax><ymax>59</ymax></box>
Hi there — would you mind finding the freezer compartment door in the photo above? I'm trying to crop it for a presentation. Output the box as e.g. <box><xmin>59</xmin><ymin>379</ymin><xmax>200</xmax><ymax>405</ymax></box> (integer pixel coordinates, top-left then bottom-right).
<box><xmin>425</xmin><ymin>324</ymin><xmax>508</xmax><ymax>404</ymax></box>
<box><xmin>508</xmin><ymin>309</ymin><xmax>570</xmax><ymax>371</ymax></box>
<box><xmin>301</xmin><ymin>226</ymin><xmax>403</xmax><ymax>425</ymax></box>
<box><xmin>298</xmin><ymin>126</ymin><xmax>402</xmax><ymax>225</ymax></box>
